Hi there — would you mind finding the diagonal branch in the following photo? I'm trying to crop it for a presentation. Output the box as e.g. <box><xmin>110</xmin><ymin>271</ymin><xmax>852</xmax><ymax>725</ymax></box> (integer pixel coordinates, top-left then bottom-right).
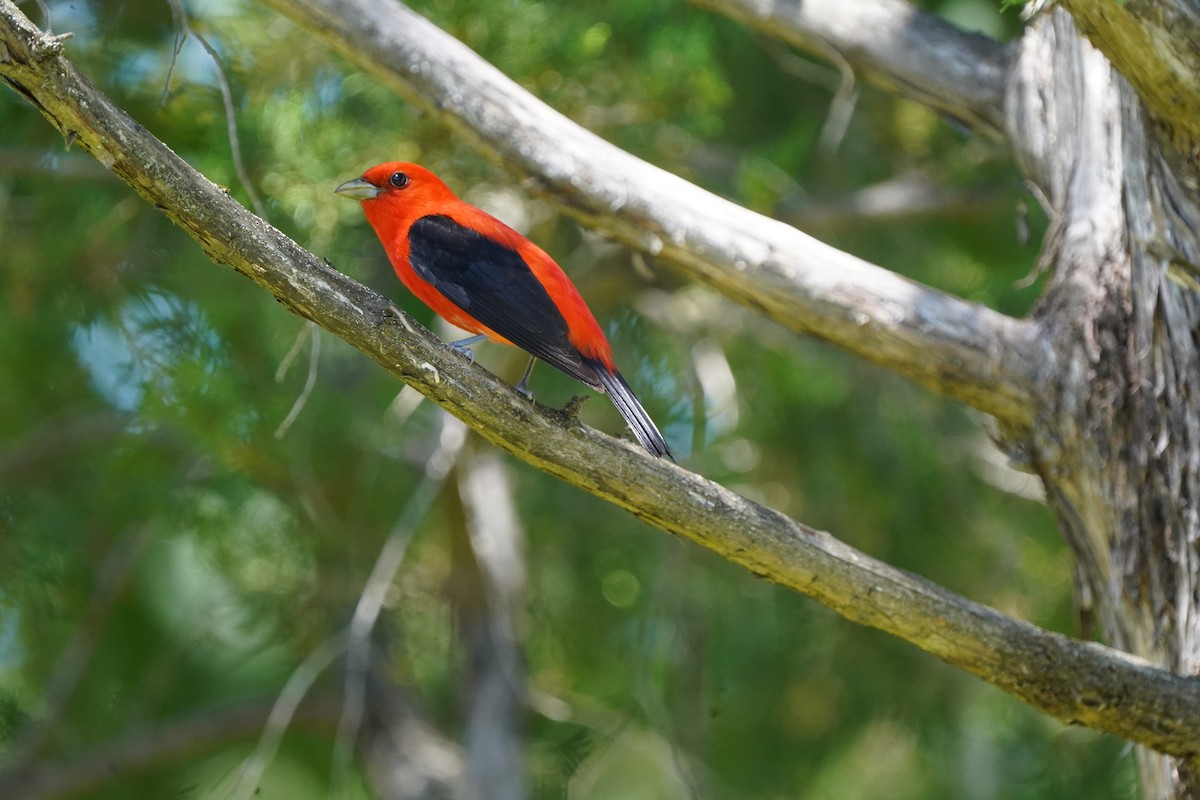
<box><xmin>3</xmin><ymin>0</ymin><xmax>1198</xmax><ymax>762</ymax></box>
<box><xmin>693</xmin><ymin>0</ymin><xmax>1011</xmax><ymax>140</ymax></box>
<box><xmin>260</xmin><ymin>0</ymin><xmax>1041</xmax><ymax>432</ymax></box>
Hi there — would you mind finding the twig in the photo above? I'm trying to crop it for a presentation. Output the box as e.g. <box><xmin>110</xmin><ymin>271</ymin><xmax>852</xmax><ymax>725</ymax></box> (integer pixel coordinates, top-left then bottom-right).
<box><xmin>225</xmin><ymin>634</ymin><xmax>348</xmax><ymax>800</ymax></box>
<box><xmin>816</xmin><ymin>48</ymin><xmax>857</xmax><ymax>155</ymax></box>
<box><xmin>231</xmin><ymin>407</ymin><xmax>459</xmax><ymax>799</ymax></box>
<box><xmin>451</xmin><ymin>448</ymin><xmax>528</xmax><ymax>800</ymax></box>
<box><xmin>694</xmin><ymin>0</ymin><xmax>1011</xmax><ymax>138</ymax></box>
<box><xmin>159</xmin><ymin>0</ymin><xmax>187</xmax><ymax>108</ymax></box>
<box><xmin>161</xmin><ymin>0</ymin><xmax>268</xmax><ymax>219</ymax></box>
<box><xmin>332</xmin><ymin>414</ymin><xmax>469</xmax><ymax>796</ymax></box>
<box><xmin>274</xmin><ymin>321</ymin><xmax>311</xmax><ymax>382</ymax></box>
<box><xmin>755</xmin><ymin>35</ymin><xmax>857</xmax><ymax>153</ymax></box>
<box><xmin>274</xmin><ymin>322</ymin><xmax>320</xmax><ymax>438</ymax></box>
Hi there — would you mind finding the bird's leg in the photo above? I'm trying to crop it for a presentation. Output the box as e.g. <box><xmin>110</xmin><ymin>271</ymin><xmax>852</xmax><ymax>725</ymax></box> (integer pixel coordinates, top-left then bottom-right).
<box><xmin>449</xmin><ymin>333</ymin><xmax>488</xmax><ymax>364</ymax></box>
<box><xmin>514</xmin><ymin>357</ymin><xmax>537</xmax><ymax>400</ymax></box>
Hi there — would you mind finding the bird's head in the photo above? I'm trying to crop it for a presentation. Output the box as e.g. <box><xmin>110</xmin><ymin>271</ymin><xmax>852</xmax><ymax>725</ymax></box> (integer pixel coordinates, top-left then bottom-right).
<box><xmin>334</xmin><ymin>162</ymin><xmax>459</xmax><ymax>209</ymax></box>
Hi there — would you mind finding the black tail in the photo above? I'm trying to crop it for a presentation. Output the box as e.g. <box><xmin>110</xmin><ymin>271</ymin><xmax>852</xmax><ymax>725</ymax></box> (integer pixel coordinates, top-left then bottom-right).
<box><xmin>593</xmin><ymin>366</ymin><xmax>672</xmax><ymax>459</ymax></box>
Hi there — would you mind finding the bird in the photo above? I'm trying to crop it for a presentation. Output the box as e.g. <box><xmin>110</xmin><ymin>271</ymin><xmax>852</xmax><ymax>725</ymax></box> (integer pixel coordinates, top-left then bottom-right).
<box><xmin>335</xmin><ymin>162</ymin><xmax>671</xmax><ymax>458</ymax></box>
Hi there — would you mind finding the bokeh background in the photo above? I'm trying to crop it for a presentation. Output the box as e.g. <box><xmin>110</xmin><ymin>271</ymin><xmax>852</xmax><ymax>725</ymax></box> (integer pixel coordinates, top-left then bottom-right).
<box><xmin>0</xmin><ymin>0</ymin><xmax>1134</xmax><ymax>797</ymax></box>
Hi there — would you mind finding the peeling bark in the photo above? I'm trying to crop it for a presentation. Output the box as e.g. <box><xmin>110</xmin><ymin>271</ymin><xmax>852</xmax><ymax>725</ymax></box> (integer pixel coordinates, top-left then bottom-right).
<box><xmin>1008</xmin><ymin>10</ymin><xmax>1200</xmax><ymax>800</ymax></box>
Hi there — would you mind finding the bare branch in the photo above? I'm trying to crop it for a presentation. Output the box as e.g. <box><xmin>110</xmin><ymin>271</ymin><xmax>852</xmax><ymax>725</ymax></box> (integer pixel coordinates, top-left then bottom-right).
<box><xmin>334</xmin><ymin>415</ymin><xmax>467</xmax><ymax>795</ymax></box>
<box><xmin>694</xmin><ymin>0</ymin><xmax>1011</xmax><ymax>140</ymax></box>
<box><xmin>274</xmin><ymin>322</ymin><xmax>320</xmax><ymax>438</ymax></box>
<box><xmin>450</xmin><ymin>445</ymin><xmax>528</xmax><ymax>800</ymax></box>
<box><xmin>229</xmin><ymin>634</ymin><xmax>348</xmax><ymax>799</ymax></box>
<box><xmin>260</xmin><ymin>0</ymin><xmax>1041</xmax><ymax>431</ymax></box>
<box><xmin>3</xmin><ymin>0</ymin><xmax>1199</xmax><ymax>761</ymax></box>
<box><xmin>162</xmin><ymin>0</ymin><xmax>269</xmax><ymax>218</ymax></box>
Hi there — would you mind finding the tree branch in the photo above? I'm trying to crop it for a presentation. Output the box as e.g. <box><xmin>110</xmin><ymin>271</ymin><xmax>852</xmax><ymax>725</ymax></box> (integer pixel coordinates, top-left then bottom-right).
<box><xmin>449</xmin><ymin>445</ymin><xmax>528</xmax><ymax>800</ymax></box>
<box><xmin>1058</xmin><ymin>0</ymin><xmax>1200</xmax><ymax>144</ymax></box>
<box><xmin>260</xmin><ymin>0</ymin><xmax>1041</xmax><ymax>432</ymax></box>
<box><xmin>692</xmin><ymin>0</ymin><xmax>1011</xmax><ymax>140</ymax></box>
<box><xmin>3</xmin><ymin>0</ymin><xmax>1199</xmax><ymax>762</ymax></box>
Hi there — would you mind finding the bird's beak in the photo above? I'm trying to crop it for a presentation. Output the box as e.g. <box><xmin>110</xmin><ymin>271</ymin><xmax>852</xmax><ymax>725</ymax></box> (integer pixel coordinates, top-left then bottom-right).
<box><xmin>334</xmin><ymin>177</ymin><xmax>382</xmax><ymax>200</ymax></box>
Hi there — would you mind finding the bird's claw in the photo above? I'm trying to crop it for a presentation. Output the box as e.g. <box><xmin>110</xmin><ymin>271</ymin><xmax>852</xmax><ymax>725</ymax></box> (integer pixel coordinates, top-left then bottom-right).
<box><xmin>514</xmin><ymin>357</ymin><xmax>536</xmax><ymax>401</ymax></box>
<box><xmin>451</xmin><ymin>343</ymin><xmax>477</xmax><ymax>364</ymax></box>
<box><xmin>448</xmin><ymin>334</ymin><xmax>487</xmax><ymax>364</ymax></box>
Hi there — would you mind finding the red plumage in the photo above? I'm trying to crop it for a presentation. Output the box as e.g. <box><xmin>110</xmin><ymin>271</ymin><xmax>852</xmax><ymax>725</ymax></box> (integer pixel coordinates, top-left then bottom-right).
<box><xmin>336</xmin><ymin>162</ymin><xmax>671</xmax><ymax>458</ymax></box>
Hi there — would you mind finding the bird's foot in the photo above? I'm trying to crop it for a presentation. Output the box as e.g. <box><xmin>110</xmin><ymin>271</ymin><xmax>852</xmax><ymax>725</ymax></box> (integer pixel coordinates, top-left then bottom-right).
<box><xmin>513</xmin><ymin>357</ymin><xmax>537</xmax><ymax>401</ymax></box>
<box><xmin>513</xmin><ymin>380</ymin><xmax>535</xmax><ymax>402</ymax></box>
<box><xmin>449</xmin><ymin>333</ymin><xmax>488</xmax><ymax>364</ymax></box>
<box><xmin>452</xmin><ymin>344</ymin><xmax>476</xmax><ymax>365</ymax></box>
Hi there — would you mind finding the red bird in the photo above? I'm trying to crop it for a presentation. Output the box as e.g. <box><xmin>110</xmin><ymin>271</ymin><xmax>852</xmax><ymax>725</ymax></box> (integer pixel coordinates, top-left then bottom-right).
<box><xmin>335</xmin><ymin>162</ymin><xmax>671</xmax><ymax>458</ymax></box>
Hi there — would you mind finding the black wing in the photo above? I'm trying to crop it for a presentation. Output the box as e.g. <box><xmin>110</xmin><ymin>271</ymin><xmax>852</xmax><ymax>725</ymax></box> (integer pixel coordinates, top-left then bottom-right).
<box><xmin>408</xmin><ymin>214</ymin><xmax>602</xmax><ymax>389</ymax></box>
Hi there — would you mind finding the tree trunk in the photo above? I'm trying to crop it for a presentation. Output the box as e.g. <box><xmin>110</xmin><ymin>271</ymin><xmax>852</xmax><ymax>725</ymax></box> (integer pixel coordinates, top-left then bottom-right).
<box><xmin>1009</xmin><ymin>11</ymin><xmax>1200</xmax><ymax>799</ymax></box>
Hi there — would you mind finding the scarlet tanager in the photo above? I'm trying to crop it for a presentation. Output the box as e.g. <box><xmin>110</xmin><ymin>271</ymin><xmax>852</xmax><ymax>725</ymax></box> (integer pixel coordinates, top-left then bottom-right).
<box><xmin>335</xmin><ymin>162</ymin><xmax>671</xmax><ymax>458</ymax></box>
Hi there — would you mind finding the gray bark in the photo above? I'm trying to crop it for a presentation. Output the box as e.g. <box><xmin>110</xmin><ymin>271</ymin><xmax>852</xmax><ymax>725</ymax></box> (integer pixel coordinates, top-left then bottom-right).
<box><xmin>1010</xmin><ymin>12</ymin><xmax>1200</xmax><ymax>799</ymax></box>
<box><xmin>598</xmin><ymin>1</ymin><xmax>1200</xmax><ymax>795</ymax></box>
<box><xmin>449</xmin><ymin>446</ymin><xmax>528</xmax><ymax>800</ymax></box>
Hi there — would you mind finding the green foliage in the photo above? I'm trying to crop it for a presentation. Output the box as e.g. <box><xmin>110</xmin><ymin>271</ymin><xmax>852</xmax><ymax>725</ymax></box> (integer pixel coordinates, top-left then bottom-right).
<box><xmin>0</xmin><ymin>0</ymin><xmax>1132</xmax><ymax>797</ymax></box>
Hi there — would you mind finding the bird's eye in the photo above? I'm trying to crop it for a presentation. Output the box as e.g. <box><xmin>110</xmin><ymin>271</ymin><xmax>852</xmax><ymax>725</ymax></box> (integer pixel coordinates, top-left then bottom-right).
<box><xmin>390</xmin><ymin>172</ymin><xmax>410</xmax><ymax>189</ymax></box>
